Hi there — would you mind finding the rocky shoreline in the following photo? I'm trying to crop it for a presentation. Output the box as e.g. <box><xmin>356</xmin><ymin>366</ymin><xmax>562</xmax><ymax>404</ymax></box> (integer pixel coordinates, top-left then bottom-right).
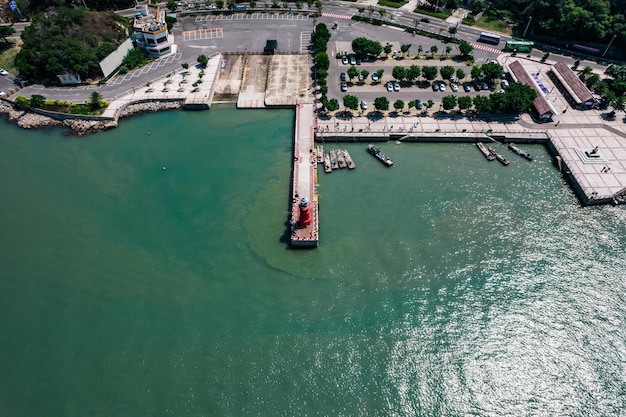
<box><xmin>0</xmin><ymin>99</ymin><xmax>183</xmax><ymax>135</ymax></box>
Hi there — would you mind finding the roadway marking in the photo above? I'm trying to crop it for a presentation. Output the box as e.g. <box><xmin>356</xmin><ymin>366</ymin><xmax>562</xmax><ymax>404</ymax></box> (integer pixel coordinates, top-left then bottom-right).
<box><xmin>321</xmin><ymin>12</ymin><xmax>352</xmax><ymax>20</ymax></box>
<box><xmin>471</xmin><ymin>43</ymin><xmax>502</xmax><ymax>55</ymax></box>
<box><xmin>195</xmin><ymin>13</ymin><xmax>312</xmax><ymax>22</ymax></box>
<box><xmin>300</xmin><ymin>31</ymin><xmax>312</xmax><ymax>53</ymax></box>
<box><xmin>107</xmin><ymin>53</ymin><xmax>183</xmax><ymax>85</ymax></box>
<box><xmin>183</xmin><ymin>28</ymin><xmax>224</xmax><ymax>41</ymax></box>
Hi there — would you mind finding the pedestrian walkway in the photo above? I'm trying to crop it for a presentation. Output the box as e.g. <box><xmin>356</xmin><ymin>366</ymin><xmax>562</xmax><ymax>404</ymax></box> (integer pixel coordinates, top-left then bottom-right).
<box><xmin>195</xmin><ymin>13</ymin><xmax>311</xmax><ymax>22</ymax></box>
<box><xmin>321</xmin><ymin>12</ymin><xmax>352</xmax><ymax>20</ymax></box>
<box><xmin>471</xmin><ymin>43</ymin><xmax>502</xmax><ymax>55</ymax></box>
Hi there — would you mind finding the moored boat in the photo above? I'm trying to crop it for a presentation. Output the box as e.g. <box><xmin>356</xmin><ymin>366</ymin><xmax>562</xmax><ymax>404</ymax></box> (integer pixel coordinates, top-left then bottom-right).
<box><xmin>317</xmin><ymin>145</ymin><xmax>324</xmax><ymax>163</ymax></box>
<box><xmin>323</xmin><ymin>153</ymin><xmax>332</xmax><ymax>173</ymax></box>
<box><xmin>477</xmin><ymin>142</ymin><xmax>495</xmax><ymax>161</ymax></box>
<box><xmin>488</xmin><ymin>146</ymin><xmax>510</xmax><ymax>166</ymax></box>
<box><xmin>344</xmin><ymin>150</ymin><xmax>356</xmax><ymax>169</ymax></box>
<box><xmin>337</xmin><ymin>150</ymin><xmax>347</xmax><ymax>169</ymax></box>
<box><xmin>507</xmin><ymin>143</ymin><xmax>533</xmax><ymax>161</ymax></box>
<box><xmin>367</xmin><ymin>144</ymin><xmax>394</xmax><ymax>167</ymax></box>
<box><xmin>330</xmin><ymin>149</ymin><xmax>339</xmax><ymax>170</ymax></box>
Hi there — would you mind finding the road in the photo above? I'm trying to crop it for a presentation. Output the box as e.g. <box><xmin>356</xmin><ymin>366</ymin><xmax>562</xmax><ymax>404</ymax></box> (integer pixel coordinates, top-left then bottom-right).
<box><xmin>1</xmin><ymin>0</ymin><xmax>613</xmax><ymax>104</ymax></box>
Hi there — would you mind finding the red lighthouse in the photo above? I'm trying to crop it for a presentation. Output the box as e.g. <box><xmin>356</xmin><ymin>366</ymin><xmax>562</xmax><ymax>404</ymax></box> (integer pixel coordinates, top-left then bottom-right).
<box><xmin>298</xmin><ymin>197</ymin><xmax>312</xmax><ymax>227</ymax></box>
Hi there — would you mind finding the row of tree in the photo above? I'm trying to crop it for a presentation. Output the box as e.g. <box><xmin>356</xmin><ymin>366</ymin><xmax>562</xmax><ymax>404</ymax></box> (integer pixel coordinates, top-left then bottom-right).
<box><xmin>337</xmin><ymin>83</ymin><xmax>536</xmax><ymax>114</ymax></box>
<box><xmin>350</xmin><ymin>36</ymin><xmax>474</xmax><ymax>61</ymax></box>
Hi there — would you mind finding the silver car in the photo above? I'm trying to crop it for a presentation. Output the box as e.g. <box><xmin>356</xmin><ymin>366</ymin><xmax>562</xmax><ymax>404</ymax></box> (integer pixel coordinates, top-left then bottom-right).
<box><xmin>0</xmin><ymin>68</ymin><xmax>8</xmax><ymax>76</ymax></box>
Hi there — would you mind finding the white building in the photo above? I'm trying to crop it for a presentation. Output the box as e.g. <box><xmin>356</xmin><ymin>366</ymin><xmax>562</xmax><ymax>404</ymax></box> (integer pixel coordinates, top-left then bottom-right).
<box><xmin>133</xmin><ymin>4</ymin><xmax>173</xmax><ymax>58</ymax></box>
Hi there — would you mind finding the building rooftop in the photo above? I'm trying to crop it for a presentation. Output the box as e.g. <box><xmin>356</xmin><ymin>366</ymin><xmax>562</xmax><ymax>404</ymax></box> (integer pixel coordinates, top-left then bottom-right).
<box><xmin>508</xmin><ymin>60</ymin><xmax>556</xmax><ymax>117</ymax></box>
<box><xmin>551</xmin><ymin>61</ymin><xmax>595</xmax><ymax>106</ymax></box>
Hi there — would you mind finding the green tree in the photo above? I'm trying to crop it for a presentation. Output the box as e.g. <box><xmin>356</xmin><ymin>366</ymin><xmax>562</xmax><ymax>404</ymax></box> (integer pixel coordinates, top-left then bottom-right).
<box><xmin>374</xmin><ymin>96</ymin><xmax>389</xmax><ymax>111</ymax></box>
<box><xmin>326</xmin><ymin>98</ymin><xmax>339</xmax><ymax>112</ymax></box>
<box><xmin>392</xmin><ymin>66</ymin><xmax>407</xmax><ymax>81</ymax></box>
<box><xmin>408</xmin><ymin>100</ymin><xmax>416</xmax><ymax>110</ymax></box>
<box><xmin>422</xmin><ymin>66</ymin><xmax>438</xmax><ymax>81</ymax></box>
<box><xmin>573</xmin><ymin>59</ymin><xmax>580</xmax><ymax>70</ymax></box>
<box><xmin>541</xmin><ymin>52</ymin><xmax>550</xmax><ymax>63</ymax></box>
<box><xmin>347</xmin><ymin>65</ymin><xmax>359</xmax><ymax>81</ymax></box>
<box><xmin>501</xmin><ymin>83</ymin><xmax>537</xmax><ymax>113</ymax></box>
<box><xmin>89</xmin><ymin>91</ymin><xmax>103</xmax><ymax>110</ymax></box>
<box><xmin>296</xmin><ymin>1</ymin><xmax>302</xmax><ymax>10</ymax></box>
<box><xmin>29</xmin><ymin>94</ymin><xmax>46</xmax><ymax>108</ymax></box>
<box><xmin>250</xmin><ymin>1</ymin><xmax>257</xmax><ymax>8</ymax></box>
<box><xmin>360</xmin><ymin>69</ymin><xmax>370</xmax><ymax>80</ymax></box>
<box><xmin>394</xmin><ymin>99</ymin><xmax>405</xmax><ymax>112</ymax></box>
<box><xmin>378</xmin><ymin>8</ymin><xmax>386</xmax><ymax>20</ymax></box>
<box><xmin>314</xmin><ymin>52</ymin><xmax>330</xmax><ymax>71</ymax></box>
<box><xmin>376</xmin><ymin>69</ymin><xmax>384</xmax><ymax>80</ymax></box>
<box><xmin>352</xmin><ymin>37</ymin><xmax>370</xmax><ymax>57</ymax></box>
<box><xmin>400</xmin><ymin>44</ymin><xmax>411</xmax><ymax>56</ymax></box>
<box><xmin>227</xmin><ymin>0</ymin><xmax>236</xmax><ymax>10</ymax></box>
<box><xmin>314</xmin><ymin>0</ymin><xmax>322</xmax><ymax>13</ymax></box>
<box><xmin>407</xmin><ymin>65</ymin><xmax>421</xmax><ymax>83</ymax></box>
<box><xmin>343</xmin><ymin>94</ymin><xmax>360</xmax><ymax>112</ymax></box>
<box><xmin>471</xmin><ymin>65</ymin><xmax>483</xmax><ymax>79</ymax></box>
<box><xmin>457</xmin><ymin>95</ymin><xmax>473</xmax><ymax>110</ymax></box>
<box><xmin>445</xmin><ymin>46</ymin><xmax>452</xmax><ymax>56</ymax></box>
<box><xmin>216</xmin><ymin>0</ymin><xmax>224</xmax><ymax>8</ymax></box>
<box><xmin>0</xmin><ymin>25</ymin><xmax>15</xmax><ymax>43</ymax></box>
<box><xmin>458</xmin><ymin>40</ymin><xmax>473</xmax><ymax>58</ymax></box>
<box><xmin>166</xmin><ymin>0</ymin><xmax>177</xmax><ymax>11</ymax></box>
<box><xmin>384</xmin><ymin>43</ymin><xmax>393</xmax><ymax>57</ymax></box>
<box><xmin>181</xmin><ymin>62</ymin><xmax>189</xmax><ymax>70</ymax></box>
<box><xmin>197</xmin><ymin>54</ymin><xmax>209</xmax><ymax>67</ymax></box>
<box><xmin>417</xmin><ymin>45</ymin><xmax>423</xmax><ymax>58</ymax></box>
<box><xmin>430</xmin><ymin>45</ymin><xmax>438</xmax><ymax>57</ymax></box>
<box><xmin>440</xmin><ymin>65</ymin><xmax>455</xmax><ymax>80</ymax></box>
<box><xmin>456</xmin><ymin>68</ymin><xmax>466</xmax><ymax>81</ymax></box>
<box><xmin>471</xmin><ymin>0</ymin><xmax>484</xmax><ymax>15</ymax></box>
<box><xmin>426</xmin><ymin>100</ymin><xmax>434</xmax><ymax>110</ymax></box>
<box><xmin>473</xmin><ymin>95</ymin><xmax>492</xmax><ymax>113</ymax></box>
<box><xmin>442</xmin><ymin>95</ymin><xmax>457</xmax><ymax>110</ymax></box>
<box><xmin>481</xmin><ymin>62</ymin><xmax>503</xmax><ymax>81</ymax></box>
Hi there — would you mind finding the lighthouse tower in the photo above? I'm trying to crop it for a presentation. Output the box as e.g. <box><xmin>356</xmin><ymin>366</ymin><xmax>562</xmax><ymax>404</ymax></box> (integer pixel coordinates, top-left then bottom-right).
<box><xmin>298</xmin><ymin>197</ymin><xmax>312</xmax><ymax>227</ymax></box>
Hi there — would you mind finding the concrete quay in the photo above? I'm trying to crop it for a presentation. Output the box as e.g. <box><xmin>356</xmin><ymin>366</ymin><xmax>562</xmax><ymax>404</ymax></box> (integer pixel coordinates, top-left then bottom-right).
<box><xmin>314</xmin><ymin>111</ymin><xmax>626</xmax><ymax>207</ymax></box>
<box><xmin>290</xmin><ymin>103</ymin><xmax>319</xmax><ymax>247</ymax></box>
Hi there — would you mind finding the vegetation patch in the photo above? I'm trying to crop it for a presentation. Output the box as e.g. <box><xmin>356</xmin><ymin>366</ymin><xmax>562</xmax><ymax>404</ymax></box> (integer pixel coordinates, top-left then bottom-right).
<box><xmin>377</xmin><ymin>0</ymin><xmax>406</xmax><ymax>8</ymax></box>
<box><xmin>413</xmin><ymin>6</ymin><xmax>451</xmax><ymax>20</ymax></box>
<box><xmin>15</xmin><ymin>92</ymin><xmax>109</xmax><ymax>115</ymax></box>
<box><xmin>473</xmin><ymin>8</ymin><xmax>514</xmax><ymax>35</ymax></box>
<box><xmin>15</xmin><ymin>7</ymin><xmax>129</xmax><ymax>84</ymax></box>
<box><xmin>0</xmin><ymin>39</ymin><xmax>22</xmax><ymax>75</ymax></box>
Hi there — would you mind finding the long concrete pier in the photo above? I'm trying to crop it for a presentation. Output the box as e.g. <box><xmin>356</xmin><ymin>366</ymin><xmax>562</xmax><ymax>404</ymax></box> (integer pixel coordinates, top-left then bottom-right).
<box><xmin>290</xmin><ymin>103</ymin><xmax>319</xmax><ymax>247</ymax></box>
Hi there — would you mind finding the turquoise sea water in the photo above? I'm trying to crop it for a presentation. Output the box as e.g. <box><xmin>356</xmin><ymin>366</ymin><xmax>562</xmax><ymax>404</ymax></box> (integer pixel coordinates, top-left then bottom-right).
<box><xmin>1</xmin><ymin>107</ymin><xmax>625</xmax><ymax>416</ymax></box>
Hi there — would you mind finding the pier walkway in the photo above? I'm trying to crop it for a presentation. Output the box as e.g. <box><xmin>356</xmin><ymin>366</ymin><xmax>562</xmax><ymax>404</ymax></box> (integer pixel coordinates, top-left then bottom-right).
<box><xmin>290</xmin><ymin>103</ymin><xmax>319</xmax><ymax>247</ymax></box>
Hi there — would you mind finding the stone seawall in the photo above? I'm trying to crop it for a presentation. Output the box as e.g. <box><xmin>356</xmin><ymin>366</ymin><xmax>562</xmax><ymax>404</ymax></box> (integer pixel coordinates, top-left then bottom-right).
<box><xmin>0</xmin><ymin>98</ymin><xmax>183</xmax><ymax>135</ymax></box>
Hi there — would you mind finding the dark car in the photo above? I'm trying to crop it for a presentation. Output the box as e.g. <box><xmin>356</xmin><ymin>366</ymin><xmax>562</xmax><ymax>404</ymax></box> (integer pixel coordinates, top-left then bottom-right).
<box><xmin>14</xmin><ymin>76</ymin><xmax>27</xmax><ymax>86</ymax></box>
<box><xmin>340</xmin><ymin>72</ymin><xmax>346</xmax><ymax>82</ymax></box>
<box><xmin>415</xmin><ymin>99</ymin><xmax>423</xmax><ymax>110</ymax></box>
<box><xmin>463</xmin><ymin>83</ymin><xmax>472</xmax><ymax>92</ymax></box>
<box><xmin>420</xmin><ymin>17</ymin><xmax>430</xmax><ymax>23</ymax></box>
<box><xmin>432</xmin><ymin>83</ymin><xmax>440</xmax><ymax>92</ymax></box>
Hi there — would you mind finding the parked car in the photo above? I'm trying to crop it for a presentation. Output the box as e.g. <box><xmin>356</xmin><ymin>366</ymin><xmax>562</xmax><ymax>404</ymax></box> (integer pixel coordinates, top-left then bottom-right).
<box><xmin>340</xmin><ymin>72</ymin><xmax>346</xmax><ymax>82</ymax></box>
<box><xmin>341</xmin><ymin>82</ymin><xmax>348</xmax><ymax>92</ymax></box>
<box><xmin>450</xmin><ymin>82</ymin><xmax>459</xmax><ymax>92</ymax></box>
<box><xmin>358</xmin><ymin>74</ymin><xmax>364</xmax><ymax>82</ymax></box>
<box><xmin>481</xmin><ymin>82</ymin><xmax>490</xmax><ymax>90</ymax></box>
<box><xmin>439</xmin><ymin>82</ymin><xmax>446</xmax><ymax>92</ymax></box>
<box><xmin>0</xmin><ymin>91</ymin><xmax>6</xmax><ymax>97</ymax></box>
<box><xmin>420</xmin><ymin>17</ymin><xmax>430</xmax><ymax>23</ymax></box>
<box><xmin>415</xmin><ymin>99</ymin><xmax>423</xmax><ymax>110</ymax></box>
<box><xmin>0</xmin><ymin>68</ymin><xmax>8</xmax><ymax>76</ymax></box>
<box><xmin>432</xmin><ymin>83</ymin><xmax>440</xmax><ymax>92</ymax></box>
<box><xmin>14</xmin><ymin>76</ymin><xmax>27</xmax><ymax>86</ymax></box>
<box><xmin>393</xmin><ymin>82</ymin><xmax>400</xmax><ymax>92</ymax></box>
<box><xmin>386</xmin><ymin>82</ymin><xmax>394</xmax><ymax>92</ymax></box>
<box><xmin>341</xmin><ymin>56</ymin><xmax>348</xmax><ymax>65</ymax></box>
<box><xmin>463</xmin><ymin>83</ymin><xmax>472</xmax><ymax>92</ymax></box>
<box><xmin>501</xmin><ymin>79</ymin><xmax>510</xmax><ymax>89</ymax></box>
<box><xmin>356</xmin><ymin>57</ymin><xmax>362</xmax><ymax>65</ymax></box>
<box><xmin>349</xmin><ymin>55</ymin><xmax>356</xmax><ymax>65</ymax></box>
<box><xmin>360</xmin><ymin>100</ymin><xmax>368</xmax><ymax>110</ymax></box>
<box><xmin>372</xmin><ymin>73</ymin><xmax>379</xmax><ymax>82</ymax></box>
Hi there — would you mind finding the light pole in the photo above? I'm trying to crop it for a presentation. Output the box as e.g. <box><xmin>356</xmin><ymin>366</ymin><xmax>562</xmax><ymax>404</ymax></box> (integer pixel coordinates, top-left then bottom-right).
<box><xmin>602</xmin><ymin>34</ymin><xmax>616</xmax><ymax>57</ymax></box>
<box><xmin>523</xmin><ymin>16</ymin><xmax>532</xmax><ymax>38</ymax></box>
